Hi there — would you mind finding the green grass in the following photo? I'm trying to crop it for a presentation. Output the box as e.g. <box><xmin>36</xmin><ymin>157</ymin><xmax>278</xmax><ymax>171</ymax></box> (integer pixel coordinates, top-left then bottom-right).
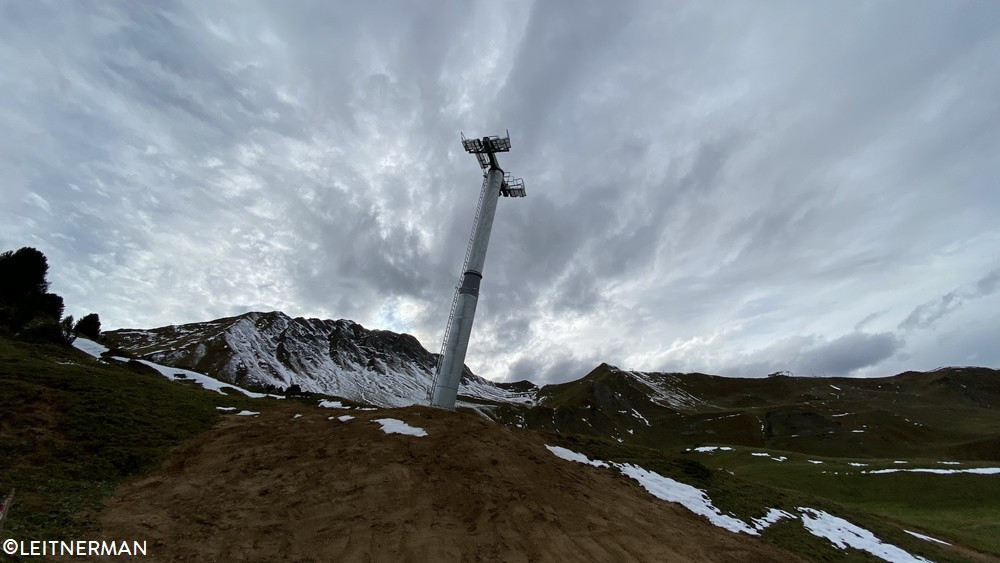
<box><xmin>0</xmin><ymin>337</ymin><xmax>271</xmax><ymax>547</ymax></box>
<box><xmin>550</xmin><ymin>434</ymin><xmax>977</xmax><ymax>562</ymax></box>
<box><xmin>495</xmin><ymin>364</ymin><xmax>1000</xmax><ymax>559</ymax></box>
<box><xmin>706</xmin><ymin>450</ymin><xmax>1000</xmax><ymax>556</ymax></box>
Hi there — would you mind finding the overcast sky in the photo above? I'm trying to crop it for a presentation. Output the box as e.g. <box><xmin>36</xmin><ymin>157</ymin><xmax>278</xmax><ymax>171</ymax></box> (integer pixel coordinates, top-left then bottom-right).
<box><xmin>2</xmin><ymin>1</ymin><xmax>999</xmax><ymax>384</ymax></box>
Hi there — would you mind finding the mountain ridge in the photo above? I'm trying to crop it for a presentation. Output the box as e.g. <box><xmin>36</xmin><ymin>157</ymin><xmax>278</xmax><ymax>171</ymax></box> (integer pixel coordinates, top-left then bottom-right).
<box><xmin>104</xmin><ymin>310</ymin><xmax>537</xmax><ymax>408</ymax></box>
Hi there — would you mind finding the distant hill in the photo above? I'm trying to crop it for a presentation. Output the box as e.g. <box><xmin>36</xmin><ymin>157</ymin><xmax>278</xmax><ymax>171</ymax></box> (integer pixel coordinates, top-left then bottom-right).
<box><xmin>104</xmin><ymin>311</ymin><xmax>534</xmax><ymax>408</ymax></box>
<box><xmin>491</xmin><ymin>363</ymin><xmax>1000</xmax><ymax>461</ymax></box>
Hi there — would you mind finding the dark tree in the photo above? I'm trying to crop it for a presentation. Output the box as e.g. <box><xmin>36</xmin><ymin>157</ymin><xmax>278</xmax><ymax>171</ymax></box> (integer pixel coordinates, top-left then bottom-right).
<box><xmin>74</xmin><ymin>313</ymin><xmax>102</xmax><ymax>340</ymax></box>
<box><xmin>0</xmin><ymin>247</ymin><xmax>50</xmax><ymax>302</ymax></box>
<box><xmin>0</xmin><ymin>247</ymin><xmax>64</xmax><ymax>332</ymax></box>
<box><xmin>40</xmin><ymin>293</ymin><xmax>64</xmax><ymax>321</ymax></box>
<box><xmin>61</xmin><ymin>315</ymin><xmax>76</xmax><ymax>343</ymax></box>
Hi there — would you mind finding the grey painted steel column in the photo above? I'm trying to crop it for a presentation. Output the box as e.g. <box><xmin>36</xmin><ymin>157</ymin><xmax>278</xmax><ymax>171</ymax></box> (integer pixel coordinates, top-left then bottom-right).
<box><xmin>431</xmin><ymin>167</ymin><xmax>504</xmax><ymax>409</ymax></box>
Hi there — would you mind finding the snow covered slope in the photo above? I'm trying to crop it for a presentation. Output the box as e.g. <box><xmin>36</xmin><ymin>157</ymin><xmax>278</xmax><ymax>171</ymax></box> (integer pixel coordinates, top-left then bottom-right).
<box><xmin>72</xmin><ymin>337</ymin><xmax>281</xmax><ymax>398</ymax></box>
<box><xmin>104</xmin><ymin>311</ymin><xmax>536</xmax><ymax>408</ymax></box>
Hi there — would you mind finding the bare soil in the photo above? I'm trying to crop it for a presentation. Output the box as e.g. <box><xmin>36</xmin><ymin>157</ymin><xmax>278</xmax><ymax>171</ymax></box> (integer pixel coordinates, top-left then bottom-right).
<box><xmin>94</xmin><ymin>404</ymin><xmax>800</xmax><ymax>562</ymax></box>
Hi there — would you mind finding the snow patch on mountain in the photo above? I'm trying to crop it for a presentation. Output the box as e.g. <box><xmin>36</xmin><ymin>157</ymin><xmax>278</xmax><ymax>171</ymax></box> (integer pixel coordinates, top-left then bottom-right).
<box><xmin>72</xmin><ymin>337</ymin><xmax>109</xmax><ymax>358</ymax></box>
<box><xmin>798</xmin><ymin>508</ymin><xmax>930</xmax><ymax>562</ymax></box>
<box><xmin>105</xmin><ymin>311</ymin><xmax>535</xmax><ymax>408</ymax></box>
<box><xmin>73</xmin><ymin>337</ymin><xmax>280</xmax><ymax>399</ymax></box>
<box><xmin>547</xmin><ymin>445</ymin><xmax>928</xmax><ymax>560</ymax></box>
<box><xmin>136</xmin><ymin>358</ymin><xmax>279</xmax><ymax>398</ymax></box>
<box><xmin>864</xmin><ymin>467</ymin><xmax>1000</xmax><ymax>475</ymax></box>
<box><xmin>623</xmin><ymin>369</ymin><xmax>705</xmax><ymax>410</ymax></box>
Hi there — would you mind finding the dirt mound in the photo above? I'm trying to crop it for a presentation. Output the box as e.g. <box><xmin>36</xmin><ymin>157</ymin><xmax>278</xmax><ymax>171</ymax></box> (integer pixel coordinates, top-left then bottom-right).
<box><xmin>95</xmin><ymin>404</ymin><xmax>797</xmax><ymax>562</ymax></box>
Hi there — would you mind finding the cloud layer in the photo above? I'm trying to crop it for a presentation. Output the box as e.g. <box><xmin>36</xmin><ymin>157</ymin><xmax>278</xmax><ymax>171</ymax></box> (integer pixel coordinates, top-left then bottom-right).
<box><xmin>3</xmin><ymin>1</ymin><xmax>999</xmax><ymax>383</ymax></box>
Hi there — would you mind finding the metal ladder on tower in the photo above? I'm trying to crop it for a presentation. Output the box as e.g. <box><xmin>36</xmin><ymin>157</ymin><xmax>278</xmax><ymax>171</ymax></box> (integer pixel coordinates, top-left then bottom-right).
<box><xmin>427</xmin><ymin>174</ymin><xmax>492</xmax><ymax>401</ymax></box>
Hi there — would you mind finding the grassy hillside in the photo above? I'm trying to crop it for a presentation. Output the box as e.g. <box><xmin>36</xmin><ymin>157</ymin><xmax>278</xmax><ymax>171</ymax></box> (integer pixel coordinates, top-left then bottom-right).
<box><xmin>706</xmin><ymin>448</ymin><xmax>1000</xmax><ymax>556</ymax></box>
<box><xmin>486</xmin><ymin>363</ymin><xmax>1000</xmax><ymax>559</ymax></box>
<box><xmin>552</xmin><ymin>434</ymin><xmax>995</xmax><ymax>561</ymax></box>
<box><xmin>0</xmin><ymin>337</ymin><xmax>271</xmax><ymax>544</ymax></box>
<box><xmin>492</xmin><ymin>364</ymin><xmax>1000</xmax><ymax>461</ymax></box>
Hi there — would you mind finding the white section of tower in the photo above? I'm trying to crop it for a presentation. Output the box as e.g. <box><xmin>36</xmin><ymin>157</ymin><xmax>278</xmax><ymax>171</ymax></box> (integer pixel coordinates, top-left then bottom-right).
<box><xmin>430</xmin><ymin>167</ymin><xmax>504</xmax><ymax>409</ymax></box>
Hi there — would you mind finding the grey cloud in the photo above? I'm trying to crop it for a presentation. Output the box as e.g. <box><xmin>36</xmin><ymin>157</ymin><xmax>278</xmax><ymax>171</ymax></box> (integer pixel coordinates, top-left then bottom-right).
<box><xmin>551</xmin><ymin>265</ymin><xmax>606</xmax><ymax>314</ymax></box>
<box><xmin>877</xmin><ymin>313</ymin><xmax>1000</xmax><ymax>376</ymax></box>
<box><xmin>977</xmin><ymin>269</ymin><xmax>1000</xmax><ymax>296</ymax></box>
<box><xmin>498</xmin><ymin>0</ymin><xmax>636</xmax><ymax>148</ymax></box>
<box><xmin>718</xmin><ymin>332</ymin><xmax>902</xmax><ymax>378</ymax></box>
<box><xmin>486</xmin><ymin>133</ymin><xmax>746</xmax><ymax>325</ymax></box>
<box><xmin>804</xmin><ymin>332</ymin><xmax>903</xmax><ymax>376</ymax></box>
<box><xmin>490</xmin><ymin>316</ymin><xmax>535</xmax><ymax>352</ymax></box>
<box><xmin>899</xmin><ymin>291</ymin><xmax>964</xmax><ymax>331</ymax></box>
<box><xmin>3</xmin><ymin>1</ymin><xmax>999</xmax><ymax>382</ymax></box>
<box><xmin>854</xmin><ymin>311</ymin><xmax>886</xmax><ymax>332</ymax></box>
<box><xmin>899</xmin><ymin>267</ymin><xmax>1000</xmax><ymax>331</ymax></box>
<box><xmin>506</xmin><ymin>353</ymin><xmax>602</xmax><ymax>386</ymax></box>
<box><xmin>506</xmin><ymin>356</ymin><xmax>544</xmax><ymax>383</ymax></box>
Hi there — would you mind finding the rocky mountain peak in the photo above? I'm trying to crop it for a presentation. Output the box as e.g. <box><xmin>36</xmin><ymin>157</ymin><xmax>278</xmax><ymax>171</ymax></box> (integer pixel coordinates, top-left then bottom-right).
<box><xmin>105</xmin><ymin>311</ymin><xmax>535</xmax><ymax>408</ymax></box>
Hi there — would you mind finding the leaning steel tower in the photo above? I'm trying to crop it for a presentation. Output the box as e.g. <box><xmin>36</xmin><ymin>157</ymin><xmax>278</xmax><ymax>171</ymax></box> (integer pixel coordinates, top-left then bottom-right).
<box><xmin>428</xmin><ymin>131</ymin><xmax>526</xmax><ymax>409</ymax></box>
